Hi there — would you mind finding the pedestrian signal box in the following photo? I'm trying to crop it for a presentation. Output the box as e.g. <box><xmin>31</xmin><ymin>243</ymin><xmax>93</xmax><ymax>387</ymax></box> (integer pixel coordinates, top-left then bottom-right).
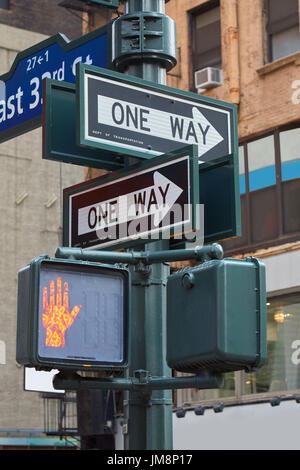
<box><xmin>166</xmin><ymin>257</ymin><xmax>267</xmax><ymax>374</ymax></box>
<box><xmin>16</xmin><ymin>256</ymin><xmax>130</xmax><ymax>372</ymax></box>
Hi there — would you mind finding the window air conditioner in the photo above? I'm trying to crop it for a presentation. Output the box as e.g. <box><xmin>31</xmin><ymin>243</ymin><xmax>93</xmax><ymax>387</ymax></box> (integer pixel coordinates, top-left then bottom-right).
<box><xmin>194</xmin><ymin>67</ymin><xmax>222</xmax><ymax>93</ymax></box>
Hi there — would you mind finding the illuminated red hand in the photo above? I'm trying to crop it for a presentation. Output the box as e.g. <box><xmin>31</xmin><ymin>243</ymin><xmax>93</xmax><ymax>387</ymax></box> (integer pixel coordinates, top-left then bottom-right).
<box><xmin>42</xmin><ymin>277</ymin><xmax>81</xmax><ymax>348</ymax></box>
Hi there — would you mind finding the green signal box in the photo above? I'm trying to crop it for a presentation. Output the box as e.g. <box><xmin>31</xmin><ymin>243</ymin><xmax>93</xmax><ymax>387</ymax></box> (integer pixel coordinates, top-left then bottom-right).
<box><xmin>166</xmin><ymin>257</ymin><xmax>267</xmax><ymax>374</ymax></box>
<box><xmin>16</xmin><ymin>255</ymin><xmax>130</xmax><ymax>372</ymax></box>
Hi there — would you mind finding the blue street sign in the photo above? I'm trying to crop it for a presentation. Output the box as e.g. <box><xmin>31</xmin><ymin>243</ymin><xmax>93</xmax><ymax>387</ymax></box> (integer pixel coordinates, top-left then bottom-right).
<box><xmin>0</xmin><ymin>24</ymin><xmax>108</xmax><ymax>143</ymax></box>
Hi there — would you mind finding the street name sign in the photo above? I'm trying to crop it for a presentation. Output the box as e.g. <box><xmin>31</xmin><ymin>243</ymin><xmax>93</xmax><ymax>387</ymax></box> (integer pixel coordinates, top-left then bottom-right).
<box><xmin>42</xmin><ymin>79</ymin><xmax>125</xmax><ymax>171</ymax></box>
<box><xmin>0</xmin><ymin>25</ymin><xmax>108</xmax><ymax>143</ymax></box>
<box><xmin>63</xmin><ymin>146</ymin><xmax>199</xmax><ymax>250</ymax></box>
<box><xmin>78</xmin><ymin>63</ymin><xmax>234</xmax><ymax>164</ymax></box>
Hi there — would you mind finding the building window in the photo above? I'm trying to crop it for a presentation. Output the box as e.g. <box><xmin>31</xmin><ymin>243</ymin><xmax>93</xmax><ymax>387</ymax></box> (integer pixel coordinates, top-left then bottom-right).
<box><xmin>238</xmin><ymin>146</ymin><xmax>246</xmax><ymax>194</ymax></box>
<box><xmin>266</xmin><ymin>0</ymin><xmax>300</xmax><ymax>62</ymax></box>
<box><xmin>0</xmin><ymin>0</ymin><xmax>9</xmax><ymax>9</ymax></box>
<box><xmin>247</xmin><ymin>136</ymin><xmax>276</xmax><ymax>191</ymax></box>
<box><xmin>280</xmin><ymin>127</ymin><xmax>300</xmax><ymax>181</ymax></box>
<box><xmin>191</xmin><ymin>2</ymin><xmax>222</xmax><ymax>74</ymax></box>
<box><xmin>221</xmin><ymin>124</ymin><xmax>300</xmax><ymax>255</ymax></box>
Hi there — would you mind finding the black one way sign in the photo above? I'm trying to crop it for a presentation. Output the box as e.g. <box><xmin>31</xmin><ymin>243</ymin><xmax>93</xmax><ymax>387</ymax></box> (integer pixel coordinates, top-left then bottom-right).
<box><xmin>78</xmin><ymin>64</ymin><xmax>235</xmax><ymax>163</ymax></box>
<box><xmin>63</xmin><ymin>147</ymin><xmax>199</xmax><ymax>250</ymax></box>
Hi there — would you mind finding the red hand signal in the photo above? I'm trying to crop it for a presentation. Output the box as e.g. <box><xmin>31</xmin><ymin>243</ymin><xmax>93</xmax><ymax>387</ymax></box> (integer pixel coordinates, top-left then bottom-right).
<box><xmin>42</xmin><ymin>277</ymin><xmax>81</xmax><ymax>348</ymax></box>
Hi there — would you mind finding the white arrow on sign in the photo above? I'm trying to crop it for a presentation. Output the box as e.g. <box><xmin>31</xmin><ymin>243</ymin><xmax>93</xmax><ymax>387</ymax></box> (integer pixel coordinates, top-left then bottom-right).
<box><xmin>77</xmin><ymin>171</ymin><xmax>183</xmax><ymax>236</ymax></box>
<box><xmin>97</xmin><ymin>95</ymin><xmax>224</xmax><ymax>159</ymax></box>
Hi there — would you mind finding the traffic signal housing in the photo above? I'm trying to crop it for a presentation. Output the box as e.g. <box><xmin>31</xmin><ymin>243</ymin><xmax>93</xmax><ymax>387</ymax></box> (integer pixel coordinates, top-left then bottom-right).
<box><xmin>16</xmin><ymin>255</ymin><xmax>130</xmax><ymax>372</ymax></box>
<box><xmin>166</xmin><ymin>257</ymin><xmax>267</xmax><ymax>374</ymax></box>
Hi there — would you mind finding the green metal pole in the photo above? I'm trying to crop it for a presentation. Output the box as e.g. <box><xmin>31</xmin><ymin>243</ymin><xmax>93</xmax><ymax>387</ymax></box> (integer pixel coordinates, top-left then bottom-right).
<box><xmin>121</xmin><ymin>0</ymin><xmax>174</xmax><ymax>451</ymax></box>
<box><xmin>124</xmin><ymin>0</ymin><xmax>168</xmax><ymax>83</ymax></box>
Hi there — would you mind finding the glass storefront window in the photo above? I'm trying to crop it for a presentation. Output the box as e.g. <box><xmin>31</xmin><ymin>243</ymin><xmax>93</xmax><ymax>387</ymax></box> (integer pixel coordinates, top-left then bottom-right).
<box><xmin>178</xmin><ymin>293</ymin><xmax>300</xmax><ymax>407</ymax></box>
<box><xmin>176</xmin><ymin>292</ymin><xmax>300</xmax><ymax>407</ymax></box>
<box><xmin>244</xmin><ymin>294</ymin><xmax>300</xmax><ymax>394</ymax></box>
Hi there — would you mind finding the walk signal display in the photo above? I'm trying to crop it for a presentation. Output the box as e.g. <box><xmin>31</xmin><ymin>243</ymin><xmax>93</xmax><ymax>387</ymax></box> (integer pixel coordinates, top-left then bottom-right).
<box><xmin>16</xmin><ymin>256</ymin><xmax>130</xmax><ymax>372</ymax></box>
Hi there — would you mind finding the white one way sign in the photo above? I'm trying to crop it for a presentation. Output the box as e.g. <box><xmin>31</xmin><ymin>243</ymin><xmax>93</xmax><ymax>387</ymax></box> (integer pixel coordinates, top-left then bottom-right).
<box><xmin>64</xmin><ymin>147</ymin><xmax>199</xmax><ymax>250</ymax></box>
<box><xmin>78</xmin><ymin>171</ymin><xmax>183</xmax><ymax>236</ymax></box>
<box><xmin>78</xmin><ymin>64</ymin><xmax>234</xmax><ymax>163</ymax></box>
<box><xmin>96</xmin><ymin>97</ymin><xmax>223</xmax><ymax>161</ymax></box>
